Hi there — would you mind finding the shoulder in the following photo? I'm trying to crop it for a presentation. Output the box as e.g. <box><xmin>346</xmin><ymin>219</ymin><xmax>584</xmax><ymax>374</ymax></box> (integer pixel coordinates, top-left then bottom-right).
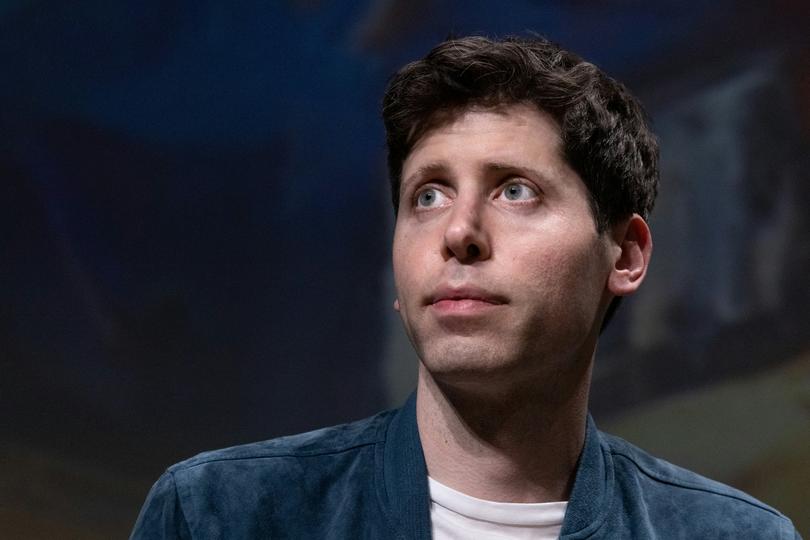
<box><xmin>169</xmin><ymin>407</ymin><xmax>393</xmax><ymax>474</ymax></box>
<box><xmin>600</xmin><ymin>430</ymin><xmax>774</xmax><ymax>508</ymax></box>
<box><xmin>599</xmin><ymin>430</ymin><xmax>799</xmax><ymax>538</ymax></box>
<box><xmin>131</xmin><ymin>409</ymin><xmax>398</xmax><ymax>539</ymax></box>
<box><xmin>162</xmin><ymin>408</ymin><xmax>394</xmax><ymax>511</ymax></box>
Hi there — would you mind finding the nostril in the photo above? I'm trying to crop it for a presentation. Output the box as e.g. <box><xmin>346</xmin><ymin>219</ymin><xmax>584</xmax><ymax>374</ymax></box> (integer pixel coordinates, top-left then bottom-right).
<box><xmin>467</xmin><ymin>244</ymin><xmax>480</xmax><ymax>258</ymax></box>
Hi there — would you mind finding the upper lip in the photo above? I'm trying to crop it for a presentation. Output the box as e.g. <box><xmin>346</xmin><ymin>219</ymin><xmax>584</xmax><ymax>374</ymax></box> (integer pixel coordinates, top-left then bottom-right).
<box><xmin>428</xmin><ymin>285</ymin><xmax>507</xmax><ymax>305</ymax></box>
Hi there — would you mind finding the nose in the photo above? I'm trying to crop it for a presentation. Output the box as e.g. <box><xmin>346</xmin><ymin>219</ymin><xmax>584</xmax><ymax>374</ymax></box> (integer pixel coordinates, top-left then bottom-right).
<box><xmin>442</xmin><ymin>197</ymin><xmax>491</xmax><ymax>263</ymax></box>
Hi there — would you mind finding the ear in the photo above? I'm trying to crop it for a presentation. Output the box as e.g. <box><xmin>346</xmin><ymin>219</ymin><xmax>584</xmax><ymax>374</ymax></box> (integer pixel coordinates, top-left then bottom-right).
<box><xmin>607</xmin><ymin>214</ymin><xmax>652</xmax><ymax>297</ymax></box>
<box><xmin>393</xmin><ymin>299</ymin><xmax>401</xmax><ymax>312</ymax></box>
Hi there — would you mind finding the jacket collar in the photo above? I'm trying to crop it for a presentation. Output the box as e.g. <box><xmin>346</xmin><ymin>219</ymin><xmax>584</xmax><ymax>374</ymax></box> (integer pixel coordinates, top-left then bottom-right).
<box><xmin>382</xmin><ymin>392</ymin><xmax>432</xmax><ymax>539</ymax></box>
<box><xmin>560</xmin><ymin>414</ymin><xmax>613</xmax><ymax>537</ymax></box>
<box><xmin>382</xmin><ymin>392</ymin><xmax>612</xmax><ymax>539</ymax></box>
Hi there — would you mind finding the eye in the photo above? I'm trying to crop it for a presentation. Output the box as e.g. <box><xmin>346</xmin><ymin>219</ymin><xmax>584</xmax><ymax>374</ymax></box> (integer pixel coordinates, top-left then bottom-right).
<box><xmin>499</xmin><ymin>182</ymin><xmax>538</xmax><ymax>201</ymax></box>
<box><xmin>415</xmin><ymin>187</ymin><xmax>448</xmax><ymax>208</ymax></box>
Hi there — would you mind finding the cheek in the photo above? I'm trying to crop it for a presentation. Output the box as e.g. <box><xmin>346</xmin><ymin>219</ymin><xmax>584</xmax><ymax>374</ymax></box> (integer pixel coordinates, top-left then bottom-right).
<box><xmin>514</xmin><ymin>237</ymin><xmax>607</xmax><ymax>315</ymax></box>
<box><xmin>393</xmin><ymin>225</ymin><xmax>433</xmax><ymax>282</ymax></box>
<box><xmin>392</xmin><ymin>240</ymin><xmax>420</xmax><ymax>308</ymax></box>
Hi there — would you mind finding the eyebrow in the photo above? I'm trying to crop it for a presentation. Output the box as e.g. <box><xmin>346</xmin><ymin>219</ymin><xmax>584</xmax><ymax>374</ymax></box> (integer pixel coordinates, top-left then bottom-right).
<box><xmin>404</xmin><ymin>160</ymin><xmax>552</xmax><ymax>188</ymax></box>
<box><xmin>485</xmin><ymin>161</ymin><xmax>552</xmax><ymax>184</ymax></box>
<box><xmin>402</xmin><ymin>162</ymin><xmax>448</xmax><ymax>190</ymax></box>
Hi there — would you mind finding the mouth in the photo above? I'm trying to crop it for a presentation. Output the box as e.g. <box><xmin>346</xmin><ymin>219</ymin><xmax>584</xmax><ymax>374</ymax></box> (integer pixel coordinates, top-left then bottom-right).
<box><xmin>427</xmin><ymin>285</ymin><xmax>507</xmax><ymax>313</ymax></box>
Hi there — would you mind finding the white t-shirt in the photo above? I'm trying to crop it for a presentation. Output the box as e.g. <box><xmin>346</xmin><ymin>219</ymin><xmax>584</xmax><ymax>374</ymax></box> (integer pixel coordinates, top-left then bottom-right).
<box><xmin>428</xmin><ymin>476</ymin><xmax>568</xmax><ymax>540</ymax></box>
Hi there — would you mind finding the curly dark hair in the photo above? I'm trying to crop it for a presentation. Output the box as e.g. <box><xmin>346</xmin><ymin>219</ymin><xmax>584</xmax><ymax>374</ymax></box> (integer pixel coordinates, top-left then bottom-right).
<box><xmin>382</xmin><ymin>35</ymin><xmax>659</xmax><ymax>233</ymax></box>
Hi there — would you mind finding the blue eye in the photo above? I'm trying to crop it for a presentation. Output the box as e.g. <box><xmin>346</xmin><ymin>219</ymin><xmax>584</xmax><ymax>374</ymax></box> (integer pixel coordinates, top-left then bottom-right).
<box><xmin>416</xmin><ymin>188</ymin><xmax>446</xmax><ymax>208</ymax></box>
<box><xmin>501</xmin><ymin>183</ymin><xmax>536</xmax><ymax>201</ymax></box>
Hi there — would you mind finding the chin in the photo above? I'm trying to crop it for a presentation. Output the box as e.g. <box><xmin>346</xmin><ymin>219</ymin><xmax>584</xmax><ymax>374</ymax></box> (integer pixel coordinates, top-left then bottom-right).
<box><xmin>419</xmin><ymin>340</ymin><xmax>521</xmax><ymax>384</ymax></box>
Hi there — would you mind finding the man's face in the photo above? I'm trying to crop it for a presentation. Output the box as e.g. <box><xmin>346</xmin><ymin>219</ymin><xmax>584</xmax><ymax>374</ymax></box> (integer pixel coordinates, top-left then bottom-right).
<box><xmin>392</xmin><ymin>103</ymin><xmax>615</xmax><ymax>388</ymax></box>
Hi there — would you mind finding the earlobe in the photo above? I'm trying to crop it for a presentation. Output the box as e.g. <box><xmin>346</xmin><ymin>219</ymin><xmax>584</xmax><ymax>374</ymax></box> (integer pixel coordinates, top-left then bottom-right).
<box><xmin>607</xmin><ymin>214</ymin><xmax>653</xmax><ymax>297</ymax></box>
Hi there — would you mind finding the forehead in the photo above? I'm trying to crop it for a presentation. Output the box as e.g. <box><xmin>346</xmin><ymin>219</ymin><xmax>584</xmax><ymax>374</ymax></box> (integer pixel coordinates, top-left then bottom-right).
<box><xmin>402</xmin><ymin>103</ymin><xmax>567</xmax><ymax>180</ymax></box>
<box><xmin>406</xmin><ymin>104</ymin><xmax>563</xmax><ymax>163</ymax></box>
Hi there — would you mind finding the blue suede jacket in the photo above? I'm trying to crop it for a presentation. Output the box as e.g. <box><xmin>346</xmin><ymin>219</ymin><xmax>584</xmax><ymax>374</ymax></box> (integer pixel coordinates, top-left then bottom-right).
<box><xmin>131</xmin><ymin>394</ymin><xmax>800</xmax><ymax>539</ymax></box>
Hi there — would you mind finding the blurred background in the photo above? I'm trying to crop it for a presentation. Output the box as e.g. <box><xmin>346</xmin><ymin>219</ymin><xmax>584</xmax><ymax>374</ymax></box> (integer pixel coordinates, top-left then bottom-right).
<box><xmin>1</xmin><ymin>1</ymin><xmax>808</xmax><ymax>537</ymax></box>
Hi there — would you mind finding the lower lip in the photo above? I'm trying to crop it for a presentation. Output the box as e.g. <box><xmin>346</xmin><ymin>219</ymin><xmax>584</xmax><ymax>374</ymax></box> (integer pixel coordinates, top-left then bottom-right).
<box><xmin>430</xmin><ymin>299</ymin><xmax>502</xmax><ymax>315</ymax></box>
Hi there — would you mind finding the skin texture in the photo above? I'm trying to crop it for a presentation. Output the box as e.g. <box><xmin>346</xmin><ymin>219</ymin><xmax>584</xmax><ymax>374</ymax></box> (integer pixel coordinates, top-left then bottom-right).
<box><xmin>392</xmin><ymin>103</ymin><xmax>652</xmax><ymax>502</ymax></box>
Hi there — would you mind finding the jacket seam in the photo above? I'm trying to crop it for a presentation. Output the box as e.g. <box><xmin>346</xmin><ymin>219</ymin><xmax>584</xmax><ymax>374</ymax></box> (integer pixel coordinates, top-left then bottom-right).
<box><xmin>174</xmin><ymin>439</ymin><xmax>383</xmax><ymax>471</ymax></box>
<box><xmin>169</xmin><ymin>470</ymin><xmax>194</xmax><ymax>540</ymax></box>
<box><xmin>610</xmin><ymin>450</ymin><xmax>786</xmax><ymax>519</ymax></box>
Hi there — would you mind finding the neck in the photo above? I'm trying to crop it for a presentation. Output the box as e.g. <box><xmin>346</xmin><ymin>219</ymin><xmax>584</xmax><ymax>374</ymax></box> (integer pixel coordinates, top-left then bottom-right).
<box><xmin>416</xmin><ymin>359</ymin><xmax>591</xmax><ymax>503</ymax></box>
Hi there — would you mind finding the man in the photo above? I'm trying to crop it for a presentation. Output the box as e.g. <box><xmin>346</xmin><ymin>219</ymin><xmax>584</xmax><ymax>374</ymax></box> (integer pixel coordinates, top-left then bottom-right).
<box><xmin>131</xmin><ymin>35</ymin><xmax>801</xmax><ymax>539</ymax></box>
